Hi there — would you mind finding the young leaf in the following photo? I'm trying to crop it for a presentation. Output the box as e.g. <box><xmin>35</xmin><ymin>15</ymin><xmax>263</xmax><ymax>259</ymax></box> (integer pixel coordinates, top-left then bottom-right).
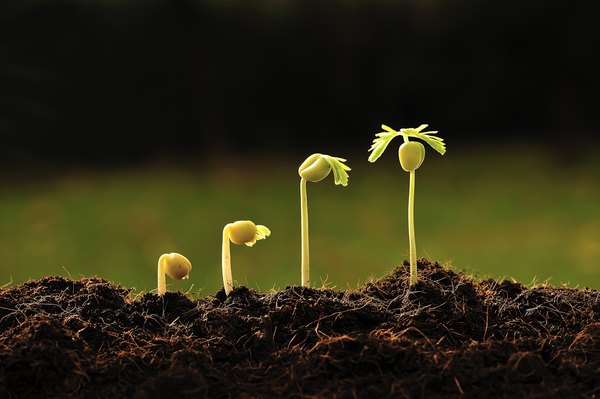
<box><xmin>416</xmin><ymin>134</ymin><xmax>446</xmax><ymax>155</ymax></box>
<box><xmin>401</xmin><ymin>124</ymin><xmax>446</xmax><ymax>155</ymax></box>
<box><xmin>368</xmin><ymin>125</ymin><xmax>402</xmax><ymax>163</ymax></box>
<box><xmin>321</xmin><ymin>155</ymin><xmax>351</xmax><ymax>186</ymax></box>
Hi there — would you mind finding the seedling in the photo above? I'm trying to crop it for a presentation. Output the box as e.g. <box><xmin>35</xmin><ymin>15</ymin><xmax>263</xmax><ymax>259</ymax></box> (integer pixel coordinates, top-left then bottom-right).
<box><xmin>368</xmin><ymin>124</ymin><xmax>446</xmax><ymax>285</ymax></box>
<box><xmin>157</xmin><ymin>252</ymin><xmax>192</xmax><ymax>296</ymax></box>
<box><xmin>298</xmin><ymin>153</ymin><xmax>350</xmax><ymax>287</ymax></box>
<box><xmin>222</xmin><ymin>220</ymin><xmax>270</xmax><ymax>295</ymax></box>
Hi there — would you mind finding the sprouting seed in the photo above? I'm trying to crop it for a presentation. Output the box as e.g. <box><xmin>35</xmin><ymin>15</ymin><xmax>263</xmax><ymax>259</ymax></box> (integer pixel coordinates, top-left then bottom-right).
<box><xmin>157</xmin><ymin>252</ymin><xmax>192</xmax><ymax>296</ymax></box>
<box><xmin>222</xmin><ymin>220</ymin><xmax>270</xmax><ymax>295</ymax></box>
<box><xmin>368</xmin><ymin>124</ymin><xmax>446</xmax><ymax>285</ymax></box>
<box><xmin>298</xmin><ymin>153</ymin><xmax>350</xmax><ymax>287</ymax></box>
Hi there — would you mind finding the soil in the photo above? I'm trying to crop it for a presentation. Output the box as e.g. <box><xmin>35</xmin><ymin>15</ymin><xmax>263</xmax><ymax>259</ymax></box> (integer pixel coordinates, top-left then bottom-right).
<box><xmin>1</xmin><ymin>259</ymin><xmax>599</xmax><ymax>398</ymax></box>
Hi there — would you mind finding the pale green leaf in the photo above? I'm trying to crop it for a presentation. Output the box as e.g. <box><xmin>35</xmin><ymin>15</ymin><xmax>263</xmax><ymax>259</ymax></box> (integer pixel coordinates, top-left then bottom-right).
<box><xmin>321</xmin><ymin>155</ymin><xmax>351</xmax><ymax>186</ymax></box>
<box><xmin>368</xmin><ymin>127</ymin><xmax>402</xmax><ymax>163</ymax></box>
<box><xmin>401</xmin><ymin>125</ymin><xmax>446</xmax><ymax>155</ymax></box>
<box><xmin>419</xmin><ymin>134</ymin><xmax>446</xmax><ymax>155</ymax></box>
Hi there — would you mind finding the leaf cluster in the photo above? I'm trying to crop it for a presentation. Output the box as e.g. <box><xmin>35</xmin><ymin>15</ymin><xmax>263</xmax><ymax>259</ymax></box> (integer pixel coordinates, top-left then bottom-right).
<box><xmin>368</xmin><ymin>124</ymin><xmax>446</xmax><ymax>163</ymax></box>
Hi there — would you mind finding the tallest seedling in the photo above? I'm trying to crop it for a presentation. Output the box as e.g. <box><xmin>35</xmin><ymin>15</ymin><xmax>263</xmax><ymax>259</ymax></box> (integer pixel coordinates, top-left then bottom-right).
<box><xmin>368</xmin><ymin>124</ymin><xmax>446</xmax><ymax>285</ymax></box>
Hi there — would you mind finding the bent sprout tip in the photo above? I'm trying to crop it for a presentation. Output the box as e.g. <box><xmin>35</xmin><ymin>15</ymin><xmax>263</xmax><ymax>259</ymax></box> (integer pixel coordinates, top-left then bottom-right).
<box><xmin>222</xmin><ymin>220</ymin><xmax>270</xmax><ymax>295</ymax></box>
<box><xmin>157</xmin><ymin>252</ymin><xmax>192</xmax><ymax>296</ymax></box>
<box><xmin>299</xmin><ymin>153</ymin><xmax>351</xmax><ymax>186</ymax></box>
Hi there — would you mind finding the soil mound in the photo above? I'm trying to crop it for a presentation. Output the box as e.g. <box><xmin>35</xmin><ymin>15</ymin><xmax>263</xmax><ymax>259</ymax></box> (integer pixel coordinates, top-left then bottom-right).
<box><xmin>1</xmin><ymin>260</ymin><xmax>599</xmax><ymax>398</ymax></box>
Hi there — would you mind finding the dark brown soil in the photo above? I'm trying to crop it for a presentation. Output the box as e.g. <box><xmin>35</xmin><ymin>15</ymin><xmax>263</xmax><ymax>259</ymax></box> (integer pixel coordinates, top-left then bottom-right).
<box><xmin>1</xmin><ymin>259</ymin><xmax>599</xmax><ymax>398</ymax></box>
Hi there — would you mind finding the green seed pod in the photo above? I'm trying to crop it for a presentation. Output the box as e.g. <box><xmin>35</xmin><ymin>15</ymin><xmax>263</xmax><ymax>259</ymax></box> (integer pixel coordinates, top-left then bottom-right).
<box><xmin>158</xmin><ymin>252</ymin><xmax>192</xmax><ymax>295</ymax></box>
<box><xmin>399</xmin><ymin>141</ymin><xmax>426</xmax><ymax>172</ymax></box>
<box><xmin>298</xmin><ymin>153</ymin><xmax>331</xmax><ymax>182</ymax></box>
<box><xmin>163</xmin><ymin>253</ymin><xmax>192</xmax><ymax>280</ymax></box>
<box><xmin>228</xmin><ymin>220</ymin><xmax>259</xmax><ymax>245</ymax></box>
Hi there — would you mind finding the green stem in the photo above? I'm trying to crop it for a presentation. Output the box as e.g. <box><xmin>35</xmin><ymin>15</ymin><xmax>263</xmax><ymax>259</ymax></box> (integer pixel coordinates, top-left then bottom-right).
<box><xmin>222</xmin><ymin>225</ymin><xmax>234</xmax><ymax>295</ymax></box>
<box><xmin>300</xmin><ymin>178</ymin><xmax>310</xmax><ymax>287</ymax></box>
<box><xmin>408</xmin><ymin>170</ymin><xmax>417</xmax><ymax>285</ymax></box>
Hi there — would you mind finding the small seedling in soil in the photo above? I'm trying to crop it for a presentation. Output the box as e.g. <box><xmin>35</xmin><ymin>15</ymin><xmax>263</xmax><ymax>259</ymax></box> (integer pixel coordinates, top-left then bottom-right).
<box><xmin>368</xmin><ymin>124</ymin><xmax>446</xmax><ymax>285</ymax></box>
<box><xmin>157</xmin><ymin>252</ymin><xmax>192</xmax><ymax>296</ymax></box>
<box><xmin>298</xmin><ymin>153</ymin><xmax>350</xmax><ymax>287</ymax></box>
<box><xmin>222</xmin><ymin>220</ymin><xmax>270</xmax><ymax>295</ymax></box>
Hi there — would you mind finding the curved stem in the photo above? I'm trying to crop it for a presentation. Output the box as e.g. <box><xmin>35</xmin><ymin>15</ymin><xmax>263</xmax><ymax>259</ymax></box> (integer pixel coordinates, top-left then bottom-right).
<box><xmin>222</xmin><ymin>225</ymin><xmax>234</xmax><ymax>295</ymax></box>
<box><xmin>300</xmin><ymin>178</ymin><xmax>310</xmax><ymax>287</ymax></box>
<box><xmin>157</xmin><ymin>254</ymin><xmax>167</xmax><ymax>295</ymax></box>
<box><xmin>408</xmin><ymin>171</ymin><xmax>417</xmax><ymax>285</ymax></box>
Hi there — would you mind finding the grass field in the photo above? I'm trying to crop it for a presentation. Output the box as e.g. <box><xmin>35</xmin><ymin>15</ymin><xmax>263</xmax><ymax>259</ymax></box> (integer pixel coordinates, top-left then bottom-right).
<box><xmin>1</xmin><ymin>144</ymin><xmax>599</xmax><ymax>294</ymax></box>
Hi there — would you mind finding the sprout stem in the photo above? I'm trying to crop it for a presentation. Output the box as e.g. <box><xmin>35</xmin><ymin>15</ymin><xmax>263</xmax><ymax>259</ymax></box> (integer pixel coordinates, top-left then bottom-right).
<box><xmin>157</xmin><ymin>254</ymin><xmax>168</xmax><ymax>296</ymax></box>
<box><xmin>300</xmin><ymin>178</ymin><xmax>310</xmax><ymax>287</ymax></box>
<box><xmin>222</xmin><ymin>224</ymin><xmax>234</xmax><ymax>295</ymax></box>
<box><xmin>408</xmin><ymin>170</ymin><xmax>417</xmax><ymax>285</ymax></box>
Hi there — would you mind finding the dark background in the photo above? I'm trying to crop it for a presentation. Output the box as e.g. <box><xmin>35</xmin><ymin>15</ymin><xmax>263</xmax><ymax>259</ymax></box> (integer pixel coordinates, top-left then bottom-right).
<box><xmin>1</xmin><ymin>0</ymin><xmax>599</xmax><ymax>166</ymax></box>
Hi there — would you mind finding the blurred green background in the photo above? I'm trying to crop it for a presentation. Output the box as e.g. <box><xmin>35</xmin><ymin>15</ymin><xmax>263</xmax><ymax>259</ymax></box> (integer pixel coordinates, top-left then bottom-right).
<box><xmin>1</xmin><ymin>0</ymin><xmax>599</xmax><ymax>293</ymax></box>
<box><xmin>1</xmin><ymin>144</ymin><xmax>599</xmax><ymax>293</ymax></box>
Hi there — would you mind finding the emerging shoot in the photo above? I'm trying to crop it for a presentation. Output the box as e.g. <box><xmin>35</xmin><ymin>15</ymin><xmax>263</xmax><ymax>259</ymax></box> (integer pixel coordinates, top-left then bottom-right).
<box><xmin>368</xmin><ymin>124</ymin><xmax>446</xmax><ymax>285</ymax></box>
<box><xmin>298</xmin><ymin>153</ymin><xmax>351</xmax><ymax>287</ymax></box>
<box><xmin>222</xmin><ymin>220</ymin><xmax>270</xmax><ymax>295</ymax></box>
<box><xmin>157</xmin><ymin>252</ymin><xmax>192</xmax><ymax>296</ymax></box>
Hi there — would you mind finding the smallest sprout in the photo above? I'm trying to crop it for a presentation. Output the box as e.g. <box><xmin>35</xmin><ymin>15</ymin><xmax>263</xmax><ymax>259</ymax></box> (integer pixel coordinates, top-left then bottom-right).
<box><xmin>222</xmin><ymin>220</ymin><xmax>270</xmax><ymax>295</ymax></box>
<box><xmin>157</xmin><ymin>252</ymin><xmax>192</xmax><ymax>296</ymax></box>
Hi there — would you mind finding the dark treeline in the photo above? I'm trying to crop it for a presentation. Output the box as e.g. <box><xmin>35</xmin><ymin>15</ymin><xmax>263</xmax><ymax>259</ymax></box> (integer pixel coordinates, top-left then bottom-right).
<box><xmin>0</xmin><ymin>0</ymin><xmax>598</xmax><ymax>165</ymax></box>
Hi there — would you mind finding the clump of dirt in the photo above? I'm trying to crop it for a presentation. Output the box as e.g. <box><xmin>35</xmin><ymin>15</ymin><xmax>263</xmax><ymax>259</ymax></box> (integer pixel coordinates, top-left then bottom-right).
<box><xmin>1</xmin><ymin>260</ymin><xmax>599</xmax><ymax>398</ymax></box>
